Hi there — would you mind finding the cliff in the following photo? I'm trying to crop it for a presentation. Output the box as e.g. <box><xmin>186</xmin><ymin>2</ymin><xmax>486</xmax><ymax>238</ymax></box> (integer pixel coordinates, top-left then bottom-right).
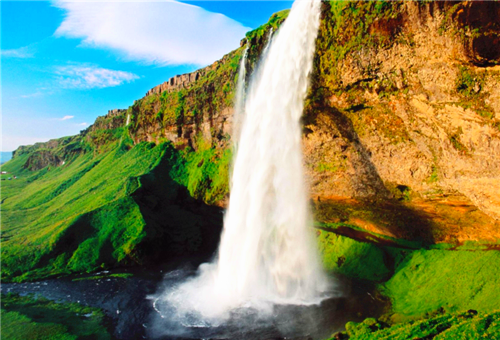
<box><xmin>123</xmin><ymin>1</ymin><xmax>500</xmax><ymax>244</ymax></box>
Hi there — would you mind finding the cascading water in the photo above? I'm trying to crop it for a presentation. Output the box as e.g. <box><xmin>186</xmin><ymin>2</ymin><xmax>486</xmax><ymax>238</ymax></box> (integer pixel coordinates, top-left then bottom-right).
<box><xmin>232</xmin><ymin>43</ymin><xmax>249</xmax><ymax>143</ymax></box>
<box><xmin>233</xmin><ymin>28</ymin><xmax>274</xmax><ymax>145</ymax></box>
<box><xmin>215</xmin><ymin>0</ymin><xmax>328</xmax><ymax>309</ymax></box>
<box><xmin>262</xmin><ymin>27</ymin><xmax>274</xmax><ymax>55</ymax></box>
<box><xmin>157</xmin><ymin>0</ymin><xmax>331</xmax><ymax>324</ymax></box>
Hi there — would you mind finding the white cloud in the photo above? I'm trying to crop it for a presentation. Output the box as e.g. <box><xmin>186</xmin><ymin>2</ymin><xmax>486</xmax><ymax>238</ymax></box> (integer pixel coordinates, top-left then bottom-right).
<box><xmin>20</xmin><ymin>92</ymin><xmax>44</xmax><ymax>99</ymax></box>
<box><xmin>53</xmin><ymin>0</ymin><xmax>249</xmax><ymax>66</ymax></box>
<box><xmin>76</xmin><ymin>122</ymin><xmax>88</xmax><ymax>127</ymax></box>
<box><xmin>55</xmin><ymin>64</ymin><xmax>139</xmax><ymax>89</ymax></box>
<box><xmin>1</xmin><ymin>46</ymin><xmax>34</xmax><ymax>58</ymax></box>
<box><xmin>60</xmin><ymin>115</ymin><xmax>74</xmax><ymax>121</ymax></box>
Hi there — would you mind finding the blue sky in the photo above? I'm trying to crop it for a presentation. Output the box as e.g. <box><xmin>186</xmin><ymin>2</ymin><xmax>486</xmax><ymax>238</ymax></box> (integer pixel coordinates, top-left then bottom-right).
<box><xmin>1</xmin><ymin>1</ymin><xmax>292</xmax><ymax>151</ymax></box>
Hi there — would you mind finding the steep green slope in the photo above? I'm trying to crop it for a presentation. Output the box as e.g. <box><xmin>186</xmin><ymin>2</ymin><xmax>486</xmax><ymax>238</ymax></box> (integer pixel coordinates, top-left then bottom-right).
<box><xmin>1</xmin><ymin>132</ymin><xmax>227</xmax><ymax>281</ymax></box>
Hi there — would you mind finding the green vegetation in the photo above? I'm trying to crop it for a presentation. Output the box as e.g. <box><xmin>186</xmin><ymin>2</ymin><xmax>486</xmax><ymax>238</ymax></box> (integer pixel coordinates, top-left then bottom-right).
<box><xmin>2</xmin><ymin>141</ymin><xmax>162</xmax><ymax>281</ymax></box>
<box><xmin>245</xmin><ymin>9</ymin><xmax>289</xmax><ymax>42</ymax></box>
<box><xmin>427</xmin><ymin>164</ymin><xmax>439</xmax><ymax>183</ymax></box>
<box><xmin>171</xmin><ymin>136</ymin><xmax>232</xmax><ymax>204</ymax></box>
<box><xmin>1</xmin><ymin>134</ymin><xmax>224</xmax><ymax>282</ymax></box>
<box><xmin>382</xmin><ymin>248</ymin><xmax>500</xmax><ymax>322</ymax></box>
<box><xmin>72</xmin><ymin>273</ymin><xmax>133</xmax><ymax>281</ymax></box>
<box><xmin>317</xmin><ymin>1</ymin><xmax>404</xmax><ymax>90</ymax></box>
<box><xmin>318</xmin><ymin>225</ymin><xmax>500</xmax><ymax>337</ymax></box>
<box><xmin>244</xmin><ymin>9</ymin><xmax>289</xmax><ymax>65</ymax></box>
<box><xmin>1</xmin><ymin>293</ymin><xmax>111</xmax><ymax>340</ymax></box>
<box><xmin>452</xmin><ymin>66</ymin><xmax>497</xmax><ymax>127</ymax></box>
<box><xmin>129</xmin><ymin>48</ymin><xmax>244</xmax><ymax>140</ymax></box>
<box><xmin>456</xmin><ymin>66</ymin><xmax>483</xmax><ymax>98</ymax></box>
<box><xmin>331</xmin><ymin>310</ymin><xmax>500</xmax><ymax>340</ymax></box>
<box><xmin>318</xmin><ymin>230</ymin><xmax>392</xmax><ymax>282</ymax></box>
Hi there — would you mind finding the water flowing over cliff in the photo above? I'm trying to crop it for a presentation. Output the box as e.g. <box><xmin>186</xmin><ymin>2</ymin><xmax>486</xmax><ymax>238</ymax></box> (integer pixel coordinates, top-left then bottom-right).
<box><xmin>158</xmin><ymin>0</ymin><xmax>330</xmax><ymax>321</ymax></box>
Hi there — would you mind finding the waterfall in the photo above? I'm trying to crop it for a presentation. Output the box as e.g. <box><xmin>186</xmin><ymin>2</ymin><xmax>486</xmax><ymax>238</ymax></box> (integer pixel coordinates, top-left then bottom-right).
<box><xmin>216</xmin><ymin>0</ymin><xmax>327</xmax><ymax>310</ymax></box>
<box><xmin>159</xmin><ymin>0</ymin><xmax>329</xmax><ymax>321</ymax></box>
<box><xmin>233</xmin><ymin>28</ymin><xmax>274</xmax><ymax>144</ymax></box>
<box><xmin>232</xmin><ymin>43</ymin><xmax>249</xmax><ymax>142</ymax></box>
<box><xmin>262</xmin><ymin>27</ymin><xmax>274</xmax><ymax>56</ymax></box>
<box><xmin>126</xmin><ymin>114</ymin><xmax>130</xmax><ymax>126</ymax></box>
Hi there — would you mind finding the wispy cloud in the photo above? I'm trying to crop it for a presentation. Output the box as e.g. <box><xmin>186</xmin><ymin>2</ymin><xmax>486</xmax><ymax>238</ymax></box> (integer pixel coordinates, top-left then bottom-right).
<box><xmin>55</xmin><ymin>64</ymin><xmax>139</xmax><ymax>89</ymax></box>
<box><xmin>60</xmin><ymin>115</ymin><xmax>74</xmax><ymax>121</ymax></box>
<box><xmin>53</xmin><ymin>0</ymin><xmax>249</xmax><ymax>66</ymax></box>
<box><xmin>76</xmin><ymin>122</ymin><xmax>88</xmax><ymax>127</ymax></box>
<box><xmin>1</xmin><ymin>46</ymin><xmax>34</xmax><ymax>58</ymax></box>
<box><xmin>20</xmin><ymin>92</ymin><xmax>45</xmax><ymax>99</ymax></box>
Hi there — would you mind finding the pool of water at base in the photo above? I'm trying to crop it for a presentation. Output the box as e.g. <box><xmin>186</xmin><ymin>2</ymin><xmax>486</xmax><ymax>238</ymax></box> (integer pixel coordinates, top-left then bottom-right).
<box><xmin>1</xmin><ymin>261</ymin><xmax>385</xmax><ymax>340</ymax></box>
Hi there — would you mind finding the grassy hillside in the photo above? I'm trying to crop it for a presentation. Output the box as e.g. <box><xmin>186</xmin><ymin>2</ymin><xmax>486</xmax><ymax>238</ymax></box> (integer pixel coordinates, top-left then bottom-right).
<box><xmin>0</xmin><ymin>126</ymin><xmax>229</xmax><ymax>282</ymax></box>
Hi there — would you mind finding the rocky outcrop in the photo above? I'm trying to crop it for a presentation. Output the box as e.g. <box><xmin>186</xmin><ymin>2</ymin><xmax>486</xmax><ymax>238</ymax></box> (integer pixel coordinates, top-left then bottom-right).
<box><xmin>22</xmin><ymin>149</ymin><xmax>63</xmax><ymax>171</ymax></box>
<box><xmin>145</xmin><ymin>72</ymin><xmax>201</xmax><ymax>97</ymax></box>
<box><xmin>86</xmin><ymin>109</ymin><xmax>126</xmax><ymax>132</ymax></box>
<box><xmin>144</xmin><ymin>53</ymin><xmax>239</xmax><ymax>97</ymax></box>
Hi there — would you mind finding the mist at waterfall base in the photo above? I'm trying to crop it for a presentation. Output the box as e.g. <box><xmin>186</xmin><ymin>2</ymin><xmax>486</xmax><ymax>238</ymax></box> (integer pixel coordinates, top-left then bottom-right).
<box><xmin>150</xmin><ymin>0</ymin><xmax>341</xmax><ymax>338</ymax></box>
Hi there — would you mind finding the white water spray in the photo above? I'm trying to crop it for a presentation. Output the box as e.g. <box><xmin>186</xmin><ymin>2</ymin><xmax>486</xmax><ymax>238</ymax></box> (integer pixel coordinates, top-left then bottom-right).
<box><xmin>160</xmin><ymin>0</ymin><xmax>329</xmax><ymax>322</ymax></box>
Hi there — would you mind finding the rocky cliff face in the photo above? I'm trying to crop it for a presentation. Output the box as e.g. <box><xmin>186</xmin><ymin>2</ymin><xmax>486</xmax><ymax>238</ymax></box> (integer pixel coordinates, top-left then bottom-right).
<box><xmin>306</xmin><ymin>0</ymin><xmax>500</xmax><ymax>243</ymax></box>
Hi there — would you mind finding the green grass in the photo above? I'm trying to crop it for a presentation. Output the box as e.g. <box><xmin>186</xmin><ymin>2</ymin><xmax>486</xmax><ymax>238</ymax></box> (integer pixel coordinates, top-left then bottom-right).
<box><xmin>1</xmin><ymin>141</ymin><xmax>161</xmax><ymax>281</ymax></box>
<box><xmin>1</xmin><ymin>137</ymin><xmax>222</xmax><ymax>282</ymax></box>
<box><xmin>331</xmin><ymin>310</ymin><xmax>500</xmax><ymax>340</ymax></box>
<box><xmin>245</xmin><ymin>9</ymin><xmax>289</xmax><ymax>42</ymax></box>
<box><xmin>171</xmin><ymin>136</ymin><xmax>231</xmax><ymax>205</ymax></box>
<box><xmin>317</xmin><ymin>229</ymin><xmax>392</xmax><ymax>282</ymax></box>
<box><xmin>382</xmin><ymin>248</ymin><xmax>500</xmax><ymax>322</ymax></box>
<box><xmin>318</xmin><ymin>226</ymin><xmax>500</xmax><ymax>326</ymax></box>
<box><xmin>1</xmin><ymin>293</ymin><xmax>111</xmax><ymax>340</ymax></box>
